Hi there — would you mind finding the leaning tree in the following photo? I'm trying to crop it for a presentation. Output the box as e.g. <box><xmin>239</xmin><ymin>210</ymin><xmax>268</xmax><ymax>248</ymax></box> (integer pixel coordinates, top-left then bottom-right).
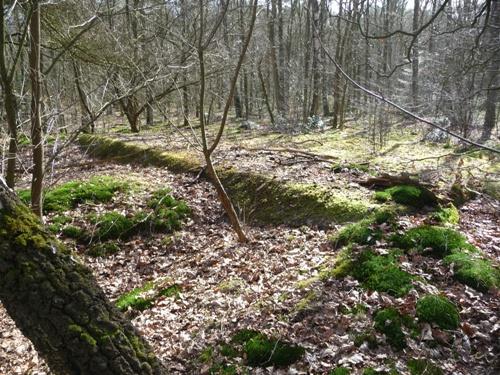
<box><xmin>0</xmin><ymin>177</ymin><xmax>167</xmax><ymax>375</ymax></box>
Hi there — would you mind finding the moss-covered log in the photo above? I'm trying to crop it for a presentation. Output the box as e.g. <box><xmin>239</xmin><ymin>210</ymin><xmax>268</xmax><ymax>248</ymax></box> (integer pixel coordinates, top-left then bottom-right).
<box><xmin>0</xmin><ymin>178</ymin><xmax>166</xmax><ymax>375</ymax></box>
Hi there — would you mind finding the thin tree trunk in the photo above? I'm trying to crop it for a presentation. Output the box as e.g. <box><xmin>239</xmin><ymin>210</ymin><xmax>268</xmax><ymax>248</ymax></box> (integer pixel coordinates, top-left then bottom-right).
<box><xmin>0</xmin><ymin>177</ymin><xmax>167</xmax><ymax>375</ymax></box>
<box><xmin>411</xmin><ymin>0</ymin><xmax>420</xmax><ymax>109</ymax></box>
<box><xmin>29</xmin><ymin>0</ymin><xmax>43</xmax><ymax>218</ymax></box>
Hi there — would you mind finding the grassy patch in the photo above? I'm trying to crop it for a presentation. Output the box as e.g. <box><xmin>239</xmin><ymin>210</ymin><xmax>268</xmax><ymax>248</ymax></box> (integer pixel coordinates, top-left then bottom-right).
<box><xmin>374</xmin><ymin>308</ymin><xmax>416</xmax><ymax>351</ymax></box>
<box><xmin>374</xmin><ymin>185</ymin><xmax>436</xmax><ymax>207</ymax></box>
<box><xmin>416</xmin><ymin>295</ymin><xmax>460</xmax><ymax>330</ymax></box>
<box><xmin>391</xmin><ymin>225</ymin><xmax>475</xmax><ymax>257</ymax></box>
<box><xmin>443</xmin><ymin>251</ymin><xmax>499</xmax><ymax>292</ymax></box>
<box><xmin>407</xmin><ymin>359</ymin><xmax>443</xmax><ymax>375</ymax></box>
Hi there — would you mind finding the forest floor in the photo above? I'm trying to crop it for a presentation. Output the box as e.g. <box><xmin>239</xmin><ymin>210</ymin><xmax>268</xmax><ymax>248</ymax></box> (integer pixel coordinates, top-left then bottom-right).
<box><xmin>1</xmin><ymin>120</ymin><xmax>499</xmax><ymax>374</ymax></box>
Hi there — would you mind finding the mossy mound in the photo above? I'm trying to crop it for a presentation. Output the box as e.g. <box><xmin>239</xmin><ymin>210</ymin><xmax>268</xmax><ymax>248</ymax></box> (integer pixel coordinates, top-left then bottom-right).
<box><xmin>443</xmin><ymin>251</ymin><xmax>499</xmax><ymax>292</ymax></box>
<box><xmin>228</xmin><ymin>329</ymin><xmax>304</xmax><ymax>368</ymax></box>
<box><xmin>330</xmin><ymin>208</ymin><xmax>396</xmax><ymax>248</ymax></box>
<box><xmin>407</xmin><ymin>359</ymin><xmax>443</xmax><ymax>375</ymax></box>
<box><xmin>416</xmin><ymin>295</ymin><xmax>460</xmax><ymax>330</ymax></box>
<box><xmin>61</xmin><ymin>225</ymin><xmax>87</xmax><ymax>240</ymax></box>
<box><xmin>338</xmin><ymin>249</ymin><xmax>414</xmax><ymax>297</ymax></box>
<box><xmin>80</xmin><ymin>135</ymin><xmax>372</xmax><ymax>226</ymax></box>
<box><xmin>115</xmin><ymin>279</ymin><xmax>180</xmax><ymax>311</ymax></box>
<box><xmin>374</xmin><ymin>185</ymin><xmax>436</xmax><ymax>207</ymax></box>
<box><xmin>432</xmin><ymin>204</ymin><xmax>460</xmax><ymax>225</ymax></box>
<box><xmin>79</xmin><ymin>134</ymin><xmax>200</xmax><ymax>173</ymax></box>
<box><xmin>19</xmin><ymin>176</ymin><xmax>129</xmax><ymax>213</ymax></box>
<box><xmin>374</xmin><ymin>308</ymin><xmax>416</xmax><ymax>351</ymax></box>
<box><xmin>353</xmin><ymin>331</ymin><xmax>378</xmax><ymax>349</ymax></box>
<box><xmin>47</xmin><ymin>214</ymin><xmax>72</xmax><ymax>233</ymax></box>
<box><xmin>391</xmin><ymin>225</ymin><xmax>475</xmax><ymax>257</ymax></box>
<box><xmin>87</xmin><ymin>242</ymin><xmax>120</xmax><ymax>257</ymax></box>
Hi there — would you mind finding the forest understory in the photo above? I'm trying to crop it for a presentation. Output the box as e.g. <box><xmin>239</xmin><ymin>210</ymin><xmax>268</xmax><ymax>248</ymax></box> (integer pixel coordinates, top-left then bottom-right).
<box><xmin>1</xmin><ymin>123</ymin><xmax>499</xmax><ymax>375</ymax></box>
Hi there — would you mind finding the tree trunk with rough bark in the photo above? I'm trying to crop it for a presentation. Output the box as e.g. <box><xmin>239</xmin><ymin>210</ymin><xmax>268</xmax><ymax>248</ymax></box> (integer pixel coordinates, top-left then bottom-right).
<box><xmin>0</xmin><ymin>177</ymin><xmax>167</xmax><ymax>375</ymax></box>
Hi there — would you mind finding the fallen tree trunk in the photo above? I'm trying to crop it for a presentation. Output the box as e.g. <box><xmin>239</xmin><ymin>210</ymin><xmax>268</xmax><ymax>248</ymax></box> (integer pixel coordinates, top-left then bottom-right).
<box><xmin>0</xmin><ymin>177</ymin><xmax>167</xmax><ymax>375</ymax></box>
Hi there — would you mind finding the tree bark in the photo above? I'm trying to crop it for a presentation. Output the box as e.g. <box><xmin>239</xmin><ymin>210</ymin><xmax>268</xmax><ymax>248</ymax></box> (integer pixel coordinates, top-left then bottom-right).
<box><xmin>29</xmin><ymin>0</ymin><xmax>43</xmax><ymax>218</ymax></box>
<box><xmin>0</xmin><ymin>177</ymin><xmax>167</xmax><ymax>375</ymax></box>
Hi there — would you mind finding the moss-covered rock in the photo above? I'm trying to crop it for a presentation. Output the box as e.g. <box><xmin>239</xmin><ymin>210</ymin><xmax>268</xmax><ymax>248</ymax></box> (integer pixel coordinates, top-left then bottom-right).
<box><xmin>374</xmin><ymin>308</ymin><xmax>415</xmax><ymax>351</ymax></box>
<box><xmin>443</xmin><ymin>251</ymin><xmax>499</xmax><ymax>292</ymax></box>
<box><xmin>374</xmin><ymin>185</ymin><xmax>436</xmax><ymax>207</ymax></box>
<box><xmin>416</xmin><ymin>295</ymin><xmax>460</xmax><ymax>330</ymax></box>
<box><xmin>391</xmin><ymin>225</ymin><xmax>475</xmax><ymax>257</ymax></box>
<box><xmin>407</xmin><ymin>359</ymin><xmax>443</xmax><ymax>375</ymax></box>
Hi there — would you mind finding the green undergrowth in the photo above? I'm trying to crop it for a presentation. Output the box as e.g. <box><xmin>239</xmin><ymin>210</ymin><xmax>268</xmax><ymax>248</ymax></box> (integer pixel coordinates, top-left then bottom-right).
<box><xmin>407</xmin><ymin>359</ymin><xmax>443</xmax><ymax>375</ymax></box>
<box><xmin>416</xmin><ymin>295</ymin><xmax>460</xmax><ymax>330</ymax></box>
<box><xmin>201</xmin><ymin>329</ymin><xmax>305</xmax><ymax>369</ymax></box>
<box><xmin>374</xmin><ymin>308</ymin><xmax>417</xmax><ymax>351</ymax></box>
<box><xmin>47</xmin><ymin>214</ymin><xmax>72</xmax><ymax>233</ymax></box>
<box><xmin>115</xmin><ymin>279</ymin><xmax>181</xmax><ymax>311</ymax></box>
<box><xmin>374</xmin><ymin>185</ymin><xmax>437</xmax><ymax>207</ymax></box>
<box><xmin>334</xmin><ymin>248</ymin><xmax>414</xmax><ymax>297</ymax></box>
<box><xmin>19</xmin><ymin>176</ymin><xmax>130</xmax><ymax>213</ymax></box>
<box><xmin>443</xmin><ymin>251</ymin><xmax>500</xmax><ymax>292</ymax></box>
<box><xmin>87</xmin><ymin>241</ymin><xmax>120</xmax><ymax>257</ymax></box>
<box><xmin>60</xmin><ymin>188</ymin><xmax>190</xmax><ymax>243</ymax></box>
<box><xmin>330</xmin><ymin>207</ymin><xmax>397</xmax><ymax>248</ymax></box>
<box><xmin>330</xmin><ymin>368</ymin><xmax>351</xmax><ymax>375</ymax></box>
<box><xmin>79</xmin><ymin>135</ymin><xmax>373</xmax><ymax>226</ymax></box>
<box><xmin>432</xmin><ymin>204</ymin><xmax>460</xmax><ymax>225</ymax></box>
<box><xmin>391</xmin><ymin>225</ymin><xmax>476</xmax><ymax>257</ymax></box>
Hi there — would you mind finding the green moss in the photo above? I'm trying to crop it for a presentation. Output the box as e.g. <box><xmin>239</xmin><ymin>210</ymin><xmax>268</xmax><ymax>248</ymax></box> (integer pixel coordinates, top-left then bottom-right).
<box><xmin>220</xmin><ymin>344</ymin><xmax>239</xmax><ymax>358</ymax></box>
<box><xmin>22</xmin><ymin>176</ymin><xmax>129</xmax><ymax>213</ymax></box>
<box><xmin>68</xmin><ymin>324</ymin><xmax>97</xmax><ymax>347</ymax></box>
<box><xmin>231</xmin><ymin>329</ymin><xmax>261</xmax><ymax>344</ymax></box>
<box><xmin>338</xmin><ymin>250</ymin><xmax>413</xmax><ymax>297</ymax></box>
<box><xmin>115</xmin><ymin>281</ymin><xmax>156</xmax><ymax>311</ymax></box>
<box><xmin>330</xmin><ymin>368</ymin><xmax>351</xmax><ymax>375</ymax></box>
<box><xmin>443</xmin><ymin>251</ymin><xmax>499</xmax><ymax>292</ymax></box>
<box><xmin>407</xmin><ymin>359</ymin><xmax>443</xmax><ymax>375</ymax></box>
<box><xmin>199</xmin><ymin>346</ymin><xmax>214</xmax><ymax>363</ymax></box>
<box><xmin>375</xmin><ymin>185</ymin><xmax>436</xmax><ymax>207</ymax></box>
<box><xmin>391</xmin><ymin>225</ymin><xmax>475</xmax><ymax>257</ymax></box>
<box><xmin>432</xmin><ymin>204</ymin><xmax>460</xmax><ymax>225</ymax></box>
<box><xmin>61</xmin><ymin>225</ymin><xmax>86</xmax><ymax>240</ymax></box>
<box><xmin>209</xmin><ymin>363</ymin><xmax>238</xmax><ymax>375</ymax></box>
<box><xmin>87</xmin><ymin>242</ymin><xmax>121</xmax><ymax>257</ymax></box>
<box><xmin>244</xmin><ymin>334</ymin><xmax>305</xmax><ymax>367</ymax></box>
<box><xmin>90</xmin><ymin>212</ymin><xmax>135</xmax><ymax>241</ymax></box>
<box><xmin>416</xmin><ymin>295</ymin><xmax>460</xmax><ymax>330</ymax></box>
<box><xmin>158</xmin><ymin>284</ymin><xmax>181</xmax><ymax>298</ymax></box>
<box><xmin>353</xmin><ymin>331</ymin><xmax>378</xmax><ymax>349</ymax></box>
<box><xmin>374</xmin><ymin>308</ymin><xmax>415</xmax><ymax>350</ymax></box>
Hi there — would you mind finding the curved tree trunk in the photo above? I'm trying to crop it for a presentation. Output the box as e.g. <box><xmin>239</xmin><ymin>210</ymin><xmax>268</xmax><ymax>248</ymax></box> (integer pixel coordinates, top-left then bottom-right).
<box><xmin>0</xmin><ymin>177</ymin><xmax>167</xmax><ymax>375</ymax></box>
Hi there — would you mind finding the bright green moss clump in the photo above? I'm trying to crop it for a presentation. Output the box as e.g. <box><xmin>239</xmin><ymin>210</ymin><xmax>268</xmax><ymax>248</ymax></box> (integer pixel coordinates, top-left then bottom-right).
<box><xmin>374</xmin><ymin>185</ymin><xmax>436</xmax><ymax>207</ymax></box>
<box><xmin>407</xmin><ymin>359</ymin><xmax>443</xmax><ymax>375</ymax></box>
<box><xmin>432</xmin><ymin>204</ymin><xmax>460</xmax><ymax>225</ymax></box>
<box><xmin>350</xmin><ymin>251</ymin><xmax>414</xmax><ymax>297</ymax></box>
<box><xmin>229</xmin><ymin>329</ymin><xmax>304</xmax><ymax>368</ymax></box>
<box><xmin>374</xmin><ymin>308</ymin><xmax>415</xmax><ymax>350</ymax></box>
<box><xmin>416</xmin><ymin>295</ymin><xmax>460</xmax><ymax>330</ymax></box>
<box><xmin>61</xmin><ymin>225</ymin><xmax>86</xmax><ymax>240</ymax></box>
<box><xmin>116</xmin><ymin>280</ymin><xmax>181</xmax><ymax>311</ymax></box>
<box><xmin>90</xmin><ymin>212</ymin><xmax>135</xmax><ymax>241</ymax></box>
<box><xmin>391</xmin><ymin>225</ymin><xmax>475</xmax><ymax>257</ymax></box>
<box><xmin>443</xmin><ymin>251</ymin><xmax>499</xmax><ymax>292</ymax></box>
<box><xmin>19</xmin><ymin>176</ymin><xmax>129</xmax><ymax>213</ymax></box>
<box><xmin>330</xmin><ymin>208</ymin><xmax>396</xmax><ymax>248</ymax></box>
<box><xmin>330</xmin><ymin>368</ymin><xmax>351</xmax><ymax>375</ymax></box>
